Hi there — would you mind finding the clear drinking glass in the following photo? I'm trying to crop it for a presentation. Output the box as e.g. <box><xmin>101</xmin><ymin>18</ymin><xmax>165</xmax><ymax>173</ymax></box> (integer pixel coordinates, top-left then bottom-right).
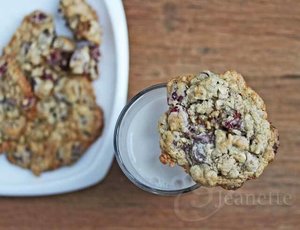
<box><xmin>114</xmin><ymin>84</ymin><xmax>200</xmax><ymax>195</ymax></box>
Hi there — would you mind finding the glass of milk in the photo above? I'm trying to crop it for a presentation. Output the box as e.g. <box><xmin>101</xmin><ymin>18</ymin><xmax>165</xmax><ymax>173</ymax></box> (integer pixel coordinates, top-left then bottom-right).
<box><xmin>114</xmin><ymin>84</ymin><xmax>199</xmax><ymax>195</ymax></box>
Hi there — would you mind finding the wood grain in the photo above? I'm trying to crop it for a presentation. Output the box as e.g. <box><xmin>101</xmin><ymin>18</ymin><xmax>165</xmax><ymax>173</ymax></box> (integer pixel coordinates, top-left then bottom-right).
<box><xmin>0</xmin><ymin>0</ymin><xmax>299</xmax><ymax>229</ymax></box>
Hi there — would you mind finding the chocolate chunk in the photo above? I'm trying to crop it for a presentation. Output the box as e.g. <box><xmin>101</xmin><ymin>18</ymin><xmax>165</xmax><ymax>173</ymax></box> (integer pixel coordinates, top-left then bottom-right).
<box><xmin>31</xmin><ymin>12</ymin><xmax>48</xmax><ymax>24</ymax></box>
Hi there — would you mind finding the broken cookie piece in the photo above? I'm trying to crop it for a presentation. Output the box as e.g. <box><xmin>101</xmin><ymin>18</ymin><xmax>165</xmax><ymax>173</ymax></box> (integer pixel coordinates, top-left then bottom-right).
<box><xmin>59</xmin><ymin>0</ymin><xmax>102</xmax><ymax>45</ymax></box>
<box><xmin>4</xmin><ymin>10</ymin><xmax>55</xmax><ymax>67</ymax></box>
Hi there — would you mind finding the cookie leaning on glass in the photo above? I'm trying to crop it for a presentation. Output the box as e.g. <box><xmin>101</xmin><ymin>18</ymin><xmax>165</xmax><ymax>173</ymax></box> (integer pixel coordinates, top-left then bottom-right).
<box><xmin>158</xmin><ymin>71</ymin><xmax>279</xmax><ymax>190</ymax></box>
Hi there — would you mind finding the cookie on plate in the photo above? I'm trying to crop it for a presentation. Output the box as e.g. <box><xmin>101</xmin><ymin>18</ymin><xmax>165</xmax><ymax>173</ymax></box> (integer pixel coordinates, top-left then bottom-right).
<box><xmin>0</xmin><ymin>56</ymin><xmax>35</xmax><ymax>152</ymax></box>
<box><xmin>4</xmin><ymin>11</ymin><xmax>99</xmax><ymax>97</ymax></box>
<box><xmin>158</xmin><ymin>71</ymin><xmax>279</xmax><ymax>190</ymax></box>
<box><xmin>59</xmin><ymin>0</ymin><xmax>102</xmax><ymax>45</ymax></box>
<box><xmin>6</xmin><ymin>77</ymin><xmax>103</xmax><ymax>175</ymax></box>
<box><xmin>6</xmin><ymin>110</ymin><xmax>103</xmax><ymax>175</ymax></box>
<box><xmin>2</xmin><ymin>7</ymin><xmax>103</xmax><ymax>174</ymax></box>
<box><xmin>4</xmin><ymin>10</ymin><xmax>55</xmax><ymax>67</ymax></box>
<box><xmin>3</xmin><ymin>11</ymin><xmax>57</xmax><ymax>99</ymax></box>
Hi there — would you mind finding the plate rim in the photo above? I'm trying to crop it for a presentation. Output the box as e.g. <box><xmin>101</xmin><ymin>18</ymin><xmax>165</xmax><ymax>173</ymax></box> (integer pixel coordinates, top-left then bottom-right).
<box><xmin>0</xmin><ymin>0</ymin><xmax>129</xmax><ymax>196</ymax></box>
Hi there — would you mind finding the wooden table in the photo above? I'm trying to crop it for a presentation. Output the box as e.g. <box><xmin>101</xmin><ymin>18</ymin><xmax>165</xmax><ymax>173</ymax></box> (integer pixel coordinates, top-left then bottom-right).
<box><xmin>1</xmin><ymin>0</ymin><xmax>299</xmax><ymax>229</ymax></box>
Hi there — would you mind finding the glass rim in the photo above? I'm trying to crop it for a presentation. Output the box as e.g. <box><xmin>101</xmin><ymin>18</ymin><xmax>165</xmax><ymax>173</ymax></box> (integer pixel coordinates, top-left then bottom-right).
<box><xmin>113</xmin><ymin>83</ymin><xmax>200</xmax><ymax>196</ymax></box>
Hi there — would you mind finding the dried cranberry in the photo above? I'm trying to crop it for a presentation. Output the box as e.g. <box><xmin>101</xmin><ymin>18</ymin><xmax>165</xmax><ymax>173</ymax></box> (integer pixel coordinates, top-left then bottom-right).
<box><xmin>48</xmin><ymin>50</ymin><xmax>72</xmax><ymax>70</ymax></box>
<box><xmin>234</xmin><ymin>111</ymin><xmax>241</xmax><ymax>119</ymax></box>
<box><xmin>177</xmin><ymin>95</ymin><xmax>183</xmax><ymax>102</ymax></box>
<box><xmin>31</xmin><ymin>12</ymin><xmax>48</xmax><ymax>23</ymax></box>
<box><xmin>171</xmin><ymin>92</ymin><xmax>178</xmax><ymax>100</ymax></box>
<box><xmin>48</xmin><ymin>50</ymin><xmax>62</xmax><ymax>65</ymax></box>
<box><xmin>42</xmin><ymin>72</ymin><xmax>54</xmax><ymax>81</ymax></box>
<box><xmin>0</xmin><ymin>62</ymin><xmax>8</xmax><ymax>77</ymax></box>
<box><xmin>38</xmin><ymin>13</ymin><xmax>47</xmax><ymax>21</ymax></box>
<box><xmin>90</xmin><ymin>45</ymin><xmax>101</xmax><ymax>62</ymax></box>
<box><xmin>224</xmin><ymin>111</ymin><xmax>242</xmax><ymax>130</ymax></box>
<box><xmin>170</xmin><ymin>106</ymin><xmax>179</xmax><ymax>113</ymax></box>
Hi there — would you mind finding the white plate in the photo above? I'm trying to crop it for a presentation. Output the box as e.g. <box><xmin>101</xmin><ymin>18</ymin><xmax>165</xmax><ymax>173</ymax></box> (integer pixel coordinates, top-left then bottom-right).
<box><xmin>0</xmin><ymin>0</ymin><xmax>129</xmax><ymax>196</ymax></box>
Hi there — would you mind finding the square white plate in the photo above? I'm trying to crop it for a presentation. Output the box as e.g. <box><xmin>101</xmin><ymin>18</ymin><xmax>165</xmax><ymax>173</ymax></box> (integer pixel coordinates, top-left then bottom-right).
<box><xmin>0</xmin><ymin>0</ymin><xmax>129</xmax><ymax>196</ymax></box>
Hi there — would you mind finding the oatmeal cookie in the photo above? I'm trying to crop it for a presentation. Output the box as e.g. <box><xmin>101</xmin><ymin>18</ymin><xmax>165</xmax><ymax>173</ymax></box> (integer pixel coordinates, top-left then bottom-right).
<box><xmin>59</xmin><ymin>0</ymin><xmax>102</xmax><ymax>45</ymax></box>
<box><xmin>4</xmin><ymin>10</ymin><xmax>55</xmax><ymax>66</ymax></box>
<box><xmin>3</xmin><ymin>11</ymin><xmax>58</xmax><ymax>99</ymax></box>
<box><xmin>6</xmin><ymin>112</ymin><xmax>102</xmax><ymax>175</ymax></box>
<box><xmin>4</xmin><ymin>12</ymin><xmax>99</xmax><ymax>95</ymax></box>
<box><xmin>0</xmin><ymin>56</ymin><xmax>35</xmax><ymax>152</ymax></box>
<box><xmin>1</xmin><ymin>6</ymin><xmax>103</xmax><ymax>174</ymax></box>
<box><xmin>6</xmin><ymin>77</ymin><xmax>103</xmax><ymax>175</ymax></box>
<box><xmin>158</xmin><ymin>71</ymin><xmax>279</xmax><ymax>189</ymax></box>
